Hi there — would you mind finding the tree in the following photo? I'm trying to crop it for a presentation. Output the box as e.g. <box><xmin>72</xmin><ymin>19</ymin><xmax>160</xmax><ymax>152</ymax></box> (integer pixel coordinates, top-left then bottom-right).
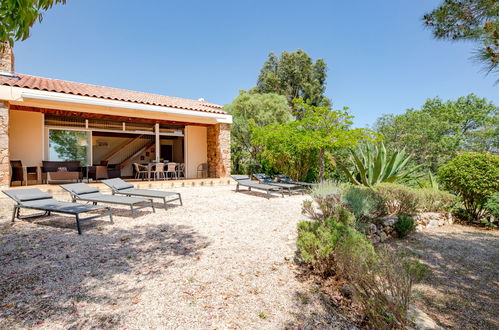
<box><xmin>254</xmin><ymin>50</ymin><xmax>330</xmax><ymax>116</ymax></box>
<box><xmin>423</xmin><ymin>0</ymin><xmax>499</xmax><ymax>81</ymax></box>
<box><xmin>253</xmin><ymin>98</ymin><xmax>372</xmax><ymax>182</ymax></box>
<box><xmin>224</xmin><ymin>91</ymin><xmax>292</xmax><ymax>174</ymax></box>
<box><xmin>376</xmin><ymin>94</ymin><xmax>498</xmax><ymax>173</ymax></box>
<box><xmin>0</xmin><ymin>0</ymin><xmax>66</xmax><ymax>47</ymax></box>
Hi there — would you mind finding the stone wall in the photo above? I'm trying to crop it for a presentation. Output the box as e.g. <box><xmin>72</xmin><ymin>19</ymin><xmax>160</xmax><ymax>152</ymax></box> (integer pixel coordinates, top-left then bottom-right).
<box><xmin>207</xmin><ymin>123</ymin><xmax>231</xmax><ymax>178</ymax></box>
<box><xmin>0</xmin><ymin>101</ymin><xmax>9</xmax><ymax>187</ymax></box>
<box><xmin>366</xmin><ymin>212</ymin><xmax>453</xmax><ymax>243</ymax></box>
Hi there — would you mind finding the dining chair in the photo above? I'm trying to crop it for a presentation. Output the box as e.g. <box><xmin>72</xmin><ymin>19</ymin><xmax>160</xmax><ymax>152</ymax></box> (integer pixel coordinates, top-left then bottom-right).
<box><xmin>176</xmin><ymin>163</ymin><xmax>186</xmax><ymax>179</ymax></box>
<box><xmin>166</xmin><ymin>162</ymin><xmax>177</xmax><ymax>180</ymax></box>
<box><xmin>153</xmin><ymin>162</ymin><xmax>167</xmax><ymax>180</ymax></box>
<box><xmin>133</xmin><ymin>163</ymin><xmax>148</xmax><ymax>180</ymax></box>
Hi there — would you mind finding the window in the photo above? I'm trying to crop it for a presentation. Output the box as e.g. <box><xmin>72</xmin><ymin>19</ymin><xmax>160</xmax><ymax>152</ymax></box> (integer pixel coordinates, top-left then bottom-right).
<box><xmin>48</xmin><ymin>129</ymin><xmax>91</xmax><ymax>166</ymax></box>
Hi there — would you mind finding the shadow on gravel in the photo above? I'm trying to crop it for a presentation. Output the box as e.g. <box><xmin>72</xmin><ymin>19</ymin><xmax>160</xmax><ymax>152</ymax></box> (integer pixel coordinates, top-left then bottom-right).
<box><xmin>0</xmin><ymin>220</ymin><xmax>210</xmax><ymax>328</ymax></box>
<box><xmin>390</xmin><ymin>228</ymin><xmax>499</xmax><ymax>329</ymax></box>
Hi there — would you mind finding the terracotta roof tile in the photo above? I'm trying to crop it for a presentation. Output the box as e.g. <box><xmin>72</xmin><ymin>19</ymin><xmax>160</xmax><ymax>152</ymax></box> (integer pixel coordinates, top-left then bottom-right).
<box><xmin>0</xmin><ymin>73</ymin><xmax>226</xmax><ymax>114</ymax></box>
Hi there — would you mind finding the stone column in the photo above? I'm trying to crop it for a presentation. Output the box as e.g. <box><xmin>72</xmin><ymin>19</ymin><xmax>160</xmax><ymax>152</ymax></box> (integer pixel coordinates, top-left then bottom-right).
<box><xmin>207</xmin><ymin>123</ymin><xmax>231</xmax><ymax>178</ymax></box>
<box><xmin>0</xmin><ymin>101</ymin><xmax>9</xmax><ymax>187</ymax></box>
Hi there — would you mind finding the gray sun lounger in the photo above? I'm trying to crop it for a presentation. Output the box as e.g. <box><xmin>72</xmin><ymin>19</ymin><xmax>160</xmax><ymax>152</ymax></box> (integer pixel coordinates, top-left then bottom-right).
<box><xmin>102</xmin><ymin>178</ymin><xmax>182</xmax><ymax>208</ymax></box>
<box><xmin>274</xmin><ymin>174</ymin><xmax>316</xmax><ymax>188</ymax></box>
<box><xmin>3</xmin><ymin>188</ymin><xmax>112</xmax><ymax>234</ymax></box>
<box><xmin>231</xmin><ymin>175</ymin><xmax>284</xmax><ymax>198</ymax></box>
<box><xmin>60</xmin><ymin>183</ymin><xmax>155</xmax><ymax>215</ymax></box>
<box><xmin>253</xmin><ymin>173</ymin><xmax>304</xmax><ymax>195</ymax></box>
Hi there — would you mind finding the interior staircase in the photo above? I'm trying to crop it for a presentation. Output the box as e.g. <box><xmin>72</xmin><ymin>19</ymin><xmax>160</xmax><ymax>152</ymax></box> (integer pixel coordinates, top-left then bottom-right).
<box><xmin>101</xmin><ymin>135</ymin><xmax>155</xmax><ymax>169</ymax></box>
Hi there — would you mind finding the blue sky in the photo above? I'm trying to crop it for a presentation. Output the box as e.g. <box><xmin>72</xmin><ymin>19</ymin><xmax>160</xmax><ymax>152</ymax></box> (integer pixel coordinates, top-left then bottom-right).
<box><xmin>13</xmin><ymin>0</ymin><xmax>498</xmax><ymax>127</ymax></box>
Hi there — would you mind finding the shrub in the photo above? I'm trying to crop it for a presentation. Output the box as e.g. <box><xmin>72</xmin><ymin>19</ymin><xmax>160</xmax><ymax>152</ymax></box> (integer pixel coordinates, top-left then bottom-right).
<box><xmin>438</xmin><ymin>153</ymin><xmax>499</xmax><ymax>220</ymax></box>
<box><xmin>374</xmin><ymin>183</ymin><xmax>420</xmax><ymax>215</ymax></box>
<box><xmin>342</xmin><ymin>185</ymin><xmax>387</xmax><ymax>219</ymax></box>
<box><xmin>394</xmin><ymin>215</ymin><xmax>416</xmax><ymax>238</ymax></box>
<box><xmin>335</xmin><ymin>245</ymin><xmax>428</xmax><ymax>329</ymax></box>
<box><xmin>484</xmin><ymin>193</ymin><xmax>499</xmax><ymax>221</ymax></box>
<box><xmin>302</xmin><ymin>181</ymin><xmax>354</xmax><ymax>224</ymax></box>
<box><xmin>297</xmin><ymin>218</ymin><xmax>362</xmax><ymax>275</ymax></box>
<box><xmin>417</xmin><ymin>188</ymin><xmax>458</xmax><ymax>212</ymax></box>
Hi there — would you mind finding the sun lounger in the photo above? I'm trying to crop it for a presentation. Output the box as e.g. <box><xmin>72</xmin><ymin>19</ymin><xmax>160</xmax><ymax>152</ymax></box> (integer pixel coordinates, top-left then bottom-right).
<box><xmin>2</xmin><ymin>188</ymin><xmax>112</xmax><ymax>234</ymax></box>
<box><xmin>60</xmin><ymin>183</ymin><xmax>155</xmax><ymax>215</ymax></box>
<box><xmin>274</xmin><ymin>174</ymin><xmax>316</xmax><ymax>188</ymax></box>
<box><xmin>102</xmin><ymin>178</ymin><xmax>182</xmax><ymax>208</ymax></box>
<box><xmin>231</xmin><ymin>175</ymin><xmax>284</xmax><ymax>198</ymax></box>
<box><xmin>253</xmin><ymin>173</ymin><xmax>304</xmax><ymax>195</ymax></box>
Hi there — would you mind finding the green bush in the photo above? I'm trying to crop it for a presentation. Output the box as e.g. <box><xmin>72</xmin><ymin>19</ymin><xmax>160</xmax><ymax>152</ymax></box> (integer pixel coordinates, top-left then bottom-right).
<box><xmin>342</xmin><ymin>185</ymin><xmax>387</xmax><ymax>219</ymax></box>
<box><xmin>302</xmin><ymin>181</ymin><xmax>354</xmax><ymax>224</ymax></box>
<box><xmin>394</xmin><ymin>215</ymin><xmax>416</xmax><ymax>238</ymax></box>
<box><xmin>417</xmin><ymin>188</ymin><xmax>458</xmax><ymax>212</ymax></box>
<box><xmin>297</xmin><ymin>218</ymin><xmax>366</xmax><ymax>276</ymax></box>
<box><xmin>374</xmin><ymin>183</ymin><xmax>420</xmax><ymax>215</ymax></box>
<box><xmin>484</xmin><ymin>193</ymin><xmax>499</xmax><ymax>220</ymax></box>
<box><xmin>438</xmin><ymin>153</ymin><xmax>499</xmax><ymax>220</ymax></box>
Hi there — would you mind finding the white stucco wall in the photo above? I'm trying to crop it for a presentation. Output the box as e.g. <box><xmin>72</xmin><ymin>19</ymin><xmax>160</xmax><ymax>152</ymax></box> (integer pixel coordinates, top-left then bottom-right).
<box><xmin>185</xmin><ymin>126</ymin><xmax>207</xmax><ymax>178</ymax></box>
<box><xmin>9</xmin><ymin>110</ymin><xmax>44</xmax><ymax>166</ymax></box>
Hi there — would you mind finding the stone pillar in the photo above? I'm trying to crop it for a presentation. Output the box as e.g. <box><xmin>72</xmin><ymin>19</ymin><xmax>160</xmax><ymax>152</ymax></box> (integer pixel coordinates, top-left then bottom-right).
<box><xmin>0</xmin><ymin>101</ymin><xmax>9</xmax><ymax>187</ymax></box>
<box><xmin>207</xmin><ymin>123</ymin><xmax>231</xmax><ymax>178</ymax></box>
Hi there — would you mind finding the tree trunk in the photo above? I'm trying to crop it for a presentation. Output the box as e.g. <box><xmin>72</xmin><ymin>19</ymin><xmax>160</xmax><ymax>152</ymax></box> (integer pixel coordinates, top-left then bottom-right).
<box><xmin>319</xmin><ymin>148</ymin><xmax>325</xmax><ymax>182</ymax></box>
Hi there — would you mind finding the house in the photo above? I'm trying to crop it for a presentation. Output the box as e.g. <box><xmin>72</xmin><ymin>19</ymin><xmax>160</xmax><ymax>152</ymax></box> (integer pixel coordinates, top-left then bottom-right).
<box><xmin>0</xmin><ymin>46</ymin><xmax>231</xmax><ymax>187</ymax></box>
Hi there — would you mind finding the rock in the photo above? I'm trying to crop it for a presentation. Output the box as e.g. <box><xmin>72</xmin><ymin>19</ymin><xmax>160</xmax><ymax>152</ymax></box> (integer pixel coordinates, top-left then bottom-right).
<box><xmin>416</xmin><ymin>225</ymin><xmax>424</xmax><ymax>232</ymax></box>
<box><xmin>427</xmin><ymin>220</ymin><xmax>440</xmax><ymax>228</ymax></box>
<box><xmin>371</xmin><ymin>234</ymin><xmax>381</xmax><ymax>244</ymax></box>
<box><xmin>379</xmin><ymin>232</ymin><xmax>388</xmax><ymax>242</ymax></box>
<box><xmin>408</xmin><ymin>303</ymin><xmax>443</xmax><ymax>329</ymax></box>
<box><xmin>367</xmin><ymin>223</ymin><xmax>377</xmax><ymax>235</ymax></box>
<box><xmin>383</xmin><ymin>216</ymin><xmax>397</xmax><ymax>227</ymax></box>
<box><xmin>340</xmin><ymin>284</ymin><xmax>353</xmax><ymax>299</ymax></box>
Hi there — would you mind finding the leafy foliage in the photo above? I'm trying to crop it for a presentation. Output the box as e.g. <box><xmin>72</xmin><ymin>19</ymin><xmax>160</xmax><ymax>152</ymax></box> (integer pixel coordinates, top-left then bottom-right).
<box><xmin>252</xmin><ymin>99</ymin><xmax>372</xmax><ymax>181</ymax></box>
<box><xmin>438</xmin><ymin>152</ymin><xmax>499</xmax><ymax>220</ymax></box>
<box><xmin>302</xmin><ymin>181</ymin><xmax>355</xmax><ymax>224</ymax></box>
<box><xmin>394</xmin><ymin>215</ymin><xmax>416</xmax><ymax>238</ymax></box>
<box><xmin>335</xmin><ymin>245</ymin><xmax>428</xmax><ymax>329</ymax></box>
<box><xmin>484</xmin><ymin>193</ymin><xmax>499</xmax><ymax>220</ymax></box>
<box><xmin>254</xmin><ymin>49</ymin><xmax>330</xmax><ymax>114</ymax></box>
<box><xmin>224</xmin><ymin>91</ymin><xmax>292</xmax><ymax>174</ymax></box>
<box><xmin>376</xmin><ymin>94</ymin><xmax>498</xmax><ymax>172</ymax></box>
<box><xmin>417</xmin><ymin>188</ymin><xmax>458</xmax><ymax>212</ymax></box>
<box><xmin>0</xmin><ymin>0</ymin><xmax>66</xmax><ymax>46</ymax></box>
<box><xmin>339</xmin><ymin>142</ymin><xmax>421</xmax><ymax>187</ymax></box>
<box><xmin>423</xmin><ymin>0</ymin><xmax>499</xmax><ymax>81</ymax></box>
<box><xmin>297</xmin><ymin>219</ymin><xmax>365</xmax><ymax>276</ymax></box>
<box><xmin>342</xmin><ymin>185</ymin><xmax>387</xmax><ymax>219</ymax></box>
<box><xmin>374</xmin><ymin>183</ymin><xmax>421</xmax><ymax>216</ymax></box>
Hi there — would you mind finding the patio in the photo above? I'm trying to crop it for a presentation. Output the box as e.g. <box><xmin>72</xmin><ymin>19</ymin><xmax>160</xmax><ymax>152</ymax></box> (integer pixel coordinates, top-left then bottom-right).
<box><xmin>0</xmin><ymin>185</ymin><xmax>350</xmax><ymax>329</ymax></box>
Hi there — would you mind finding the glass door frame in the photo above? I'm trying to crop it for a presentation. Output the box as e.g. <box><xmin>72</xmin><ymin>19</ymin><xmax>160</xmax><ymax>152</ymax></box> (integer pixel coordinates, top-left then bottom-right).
<box><xmin>45</xmin><ymin>127</ymin><xmax>93</xmax><ymax>166</ymax></box>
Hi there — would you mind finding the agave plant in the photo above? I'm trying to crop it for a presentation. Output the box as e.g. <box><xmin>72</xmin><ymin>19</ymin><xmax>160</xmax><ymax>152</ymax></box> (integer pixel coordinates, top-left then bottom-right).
<box><xmin>339</xmin><ymin>142</ymin><xmax>421</xmax><ymax>187</ymax></box>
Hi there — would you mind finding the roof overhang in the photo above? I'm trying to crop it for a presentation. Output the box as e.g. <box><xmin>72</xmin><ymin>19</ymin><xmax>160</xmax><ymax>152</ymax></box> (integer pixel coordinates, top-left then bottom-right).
<box><xmin>0</xmin><ymin>86</ymin><xmax>232</xmax><ymax>124</ymax></box>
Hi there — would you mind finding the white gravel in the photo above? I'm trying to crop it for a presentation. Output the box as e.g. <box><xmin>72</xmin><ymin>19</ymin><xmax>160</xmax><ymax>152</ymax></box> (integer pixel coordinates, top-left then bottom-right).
<box><xmin>0</xmin><ymin>185</ymin><xmax>351</xmax><ymax>329</ymax></box>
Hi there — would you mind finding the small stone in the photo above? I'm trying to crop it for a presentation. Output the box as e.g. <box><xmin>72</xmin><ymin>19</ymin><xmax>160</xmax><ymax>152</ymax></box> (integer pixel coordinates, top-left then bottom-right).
<box><xmin>379</xmin><ymin>232</ymin><xmax>388</xmax><ymax>242</ymax></box>
<box><xmin>340</xmin><ymin>284</ymin><xmax>353</xmax><ymax>299</ymax></box>
<box><xmin>383</xmin><ymin>216</ymin><xmax>397</xmax><ymax>227</ymax></box>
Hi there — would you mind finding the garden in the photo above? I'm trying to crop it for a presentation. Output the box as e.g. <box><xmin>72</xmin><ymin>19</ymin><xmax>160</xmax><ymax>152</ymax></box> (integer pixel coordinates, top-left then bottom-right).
<box><xmin>226</xmin><ymin>48</ymin><xmax>498</xmax><ymax>329</ymax></box>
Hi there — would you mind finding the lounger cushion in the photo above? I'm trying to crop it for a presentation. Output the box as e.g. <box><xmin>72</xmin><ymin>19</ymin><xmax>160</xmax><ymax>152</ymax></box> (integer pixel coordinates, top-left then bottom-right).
<box><xmin>61</xmin><ymin>183</ymin><xmax>100</xmax><ymax>195</ymax></box>
<box><xmin>231</xmin><ymin>175</ymin><xmax>250</xmax><ymax>181</ymax></box>
<box><xmin>102</xmin><ymin>178</ymin><xmax>134</xmax><ymax>191</ymax></box>
<box><xmin>3</xmin><ymin>188</ymin><xmax>52</xmax><ymax>202</ymax></box>
<box><xmin>22</xmin><ymin>199</ymin><xmax>105</xmax><ymax>214</ymax></box>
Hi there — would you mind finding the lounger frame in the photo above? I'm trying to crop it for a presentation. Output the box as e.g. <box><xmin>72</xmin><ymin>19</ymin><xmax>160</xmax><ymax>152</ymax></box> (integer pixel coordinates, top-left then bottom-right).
<box><xmin>3</xmin><ymin>189</ymin><xmax>113</xmax><ymax>235</ymax></box>
<box><xmin>60</xmin><ymin>183</ymin><xmax>155</xmax><ymax>215</ymax></box>
<box><xmin>102</xmin><ymin>178</ymin><xmax>182</xmax><ymax>208</ymax></box>
<box><xmin>253</xmin><ymin>174</ymin><xmax>305</xmax><ymax>195</ymax></box>
<box><xmin>231</xmin><ymin>175</ymin><xmax>284</xmax><ymax>198</ymax></box>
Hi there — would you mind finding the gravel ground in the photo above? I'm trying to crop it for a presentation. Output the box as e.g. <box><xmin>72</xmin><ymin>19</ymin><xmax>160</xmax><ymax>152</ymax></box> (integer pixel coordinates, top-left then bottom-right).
<box><xmin>0</xmin><ymin>185</ymin><xmax>352</xmax><ymax>329</ymax></box>
<box><xmin>389</xmin><ymin>224</ymin><xmax>499</xmax><ymax>329</ymax></box>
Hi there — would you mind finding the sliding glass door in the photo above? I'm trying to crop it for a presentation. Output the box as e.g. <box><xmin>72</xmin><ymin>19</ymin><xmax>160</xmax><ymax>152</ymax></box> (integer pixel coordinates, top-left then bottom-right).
<box><xmin>48</xmin><ymin>129</ymin><xmax>91</xmax><ymax>166</ymax></box>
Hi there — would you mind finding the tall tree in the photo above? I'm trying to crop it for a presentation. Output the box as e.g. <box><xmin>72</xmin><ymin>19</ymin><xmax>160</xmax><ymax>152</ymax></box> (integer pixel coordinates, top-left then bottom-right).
<box><xmin>253</xmin><ymin>98</ymin><xmax>372</xmax><ymax>182</ymax></box>
<box><xmin>224</xmin><ymin>91</ymin><xmax>292</xmax><ymax>174</ymax></box>
<box><xmin>254</xmin><ymin>49</ymin><xmax>330</xmax><ymax>117</ymax></box>
<box><xmin>423</xmin><ymin>0</ymin><xmax>499</xmax><ymax>81</ymax></box>
<box><xmin>0</xmin><ymin>0</ymin><xmax>66</xmax><ymax>47</ymax></box>
<box><xmin>376</xmin><ymin>94</ymin><xmax>498</xmax><ymax>173</ymax></box>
